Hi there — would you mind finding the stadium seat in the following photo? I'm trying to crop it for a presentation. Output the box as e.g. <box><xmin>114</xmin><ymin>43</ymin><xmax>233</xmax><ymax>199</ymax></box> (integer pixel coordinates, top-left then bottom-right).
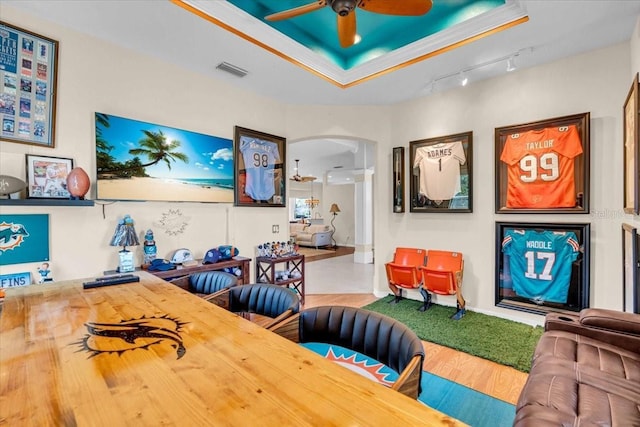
<box><xmin>384</xmin><ymin>247</ymin><xmax>429</xmax><ymax>308</ymax></box>
<box><xmin>419</xmin><ymin>250</ymin><xmax>465</xmax><ymax>320</ymax></box>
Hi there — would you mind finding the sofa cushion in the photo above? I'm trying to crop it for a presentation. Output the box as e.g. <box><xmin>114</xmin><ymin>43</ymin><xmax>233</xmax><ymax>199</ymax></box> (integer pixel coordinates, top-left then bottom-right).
<box><xmin>532</xmin><ymin>331</ymin><xmax>640</xmax><ymax>383</ymax></box>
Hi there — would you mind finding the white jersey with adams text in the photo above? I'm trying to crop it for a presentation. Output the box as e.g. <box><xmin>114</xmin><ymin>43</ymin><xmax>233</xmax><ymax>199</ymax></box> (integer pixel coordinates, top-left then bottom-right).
<box><xmin>414</xmin><ymin>141</ymin><xmax>466</xmax><ymax>200</ymax></box>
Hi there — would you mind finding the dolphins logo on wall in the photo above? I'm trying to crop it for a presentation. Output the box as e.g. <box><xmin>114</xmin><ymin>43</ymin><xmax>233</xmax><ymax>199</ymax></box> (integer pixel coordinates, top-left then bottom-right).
<box><xmin>73</xmin><ymin>315</ymin><xmax>188</xmax><ymax>359</ymax></box>
<box><xmin>0</xmin><ymin>221</ymin><xmax>29</xmax><ymax>253</ymax></box>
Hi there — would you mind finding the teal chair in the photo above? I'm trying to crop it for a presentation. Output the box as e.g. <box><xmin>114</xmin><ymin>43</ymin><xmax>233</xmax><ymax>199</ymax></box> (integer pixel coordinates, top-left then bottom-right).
<box><xmin>170</xmin><ymin>271</ymin><xmax>238</xmax><ymax>307</ymax></box>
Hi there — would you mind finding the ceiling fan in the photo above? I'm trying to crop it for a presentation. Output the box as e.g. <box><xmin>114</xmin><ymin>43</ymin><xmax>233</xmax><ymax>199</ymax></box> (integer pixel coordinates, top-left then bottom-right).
<box><xmin>290</xmin><ymin>159</ymin><xmax>317</xmax><ymax>182</ymax></box>
<box><xmin>265</xmin><ymin>0</ymin><xmax>433</xmax><ymax>48</ymax></box>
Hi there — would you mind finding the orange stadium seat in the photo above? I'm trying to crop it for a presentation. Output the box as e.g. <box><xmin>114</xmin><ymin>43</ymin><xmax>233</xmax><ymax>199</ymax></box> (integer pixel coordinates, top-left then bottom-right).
<box><xmin>419</xmin><ymin>250</ymin><xmax>465</xmax><ymax>320</ymax></box>
<box><xmin>385</xmin><ymin>248</ymin><xmax>429</xmax><ymax>308</ymax></box>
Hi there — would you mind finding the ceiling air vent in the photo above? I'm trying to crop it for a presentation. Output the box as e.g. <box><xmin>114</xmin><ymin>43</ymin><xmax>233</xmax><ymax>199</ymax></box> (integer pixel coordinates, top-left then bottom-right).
<box><xmin>215</xmin><ymin>62</ymin><xmax>248</xmax><ymax>78</ymax></box>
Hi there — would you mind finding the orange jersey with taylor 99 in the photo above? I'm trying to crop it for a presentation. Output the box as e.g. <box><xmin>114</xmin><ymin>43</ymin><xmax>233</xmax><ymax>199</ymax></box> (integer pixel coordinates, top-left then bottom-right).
<box><xmin>500</xmin><ymin>125</ymin><xmax>582</xmax><ymax>208</ymax></box>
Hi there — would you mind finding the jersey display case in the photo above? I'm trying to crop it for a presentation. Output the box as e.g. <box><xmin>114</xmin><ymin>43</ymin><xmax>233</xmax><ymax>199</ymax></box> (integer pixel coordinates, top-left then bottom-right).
<box><xmin>495</xmin><ymin>221</ymin><xmax>590</xmax><ymax>315</ymax></box>
<box><xmin>495</xmin><ymin>112</ymin><xmax>590</xmax><ymax>213</ymax></box>
<box><xmin>233</xmin><ymin>126</ymin><xmax>286</xmax><ymax>207</ymax></box>
<box><xmin>409</xmin><ymin>131</ymin><xmax>473</xmax><ymax>213</ymax></box>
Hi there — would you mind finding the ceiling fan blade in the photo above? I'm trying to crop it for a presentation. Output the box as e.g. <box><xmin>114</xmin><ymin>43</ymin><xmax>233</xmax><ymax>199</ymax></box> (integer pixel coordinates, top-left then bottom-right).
<box><xmin>265</xmin><ymin>1</ymin><xmax>327</xmax><ymax>21</ymax></box>
<box><xmin>357</xmin><ymin>0</ymin><xmax>432</xmax><ymax>16</ymax></box>
<box><xmin>337</xmin><ymin>12</ymin><xmax>357</xmax><ymax>48</ymax></box>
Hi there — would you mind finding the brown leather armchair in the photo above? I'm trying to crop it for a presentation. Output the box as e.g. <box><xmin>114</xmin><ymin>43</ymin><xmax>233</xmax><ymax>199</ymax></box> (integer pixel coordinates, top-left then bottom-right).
<box><xmin>514</xmin><ymin>308</ymin><xmax>640</xmax><ymax>426</ymax></box>
<box><xmin>272</xmin><ymin>305</ymin><xmax>425</xmax><ymax>399</ymax></box>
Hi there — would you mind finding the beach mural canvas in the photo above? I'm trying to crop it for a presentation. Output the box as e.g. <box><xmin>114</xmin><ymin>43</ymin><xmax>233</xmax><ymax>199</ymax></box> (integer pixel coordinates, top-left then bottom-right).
<box><xmin>95</xmin><ymin>113</ymin><xmax>234</xmax><ymax>203</ymax></box>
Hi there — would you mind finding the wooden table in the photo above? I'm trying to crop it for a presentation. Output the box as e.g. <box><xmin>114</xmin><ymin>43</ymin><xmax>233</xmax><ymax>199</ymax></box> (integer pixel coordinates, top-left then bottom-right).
<box><xmin>0</xmin><ymin>271</ymin><xmax>464</xmax><ymax>426</ymax></box>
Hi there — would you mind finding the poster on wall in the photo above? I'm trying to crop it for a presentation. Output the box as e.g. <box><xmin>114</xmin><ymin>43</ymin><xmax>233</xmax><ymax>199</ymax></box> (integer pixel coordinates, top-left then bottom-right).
<box><xmin>0</xmin><ymin>214</ymin><xmax>49</xmax><ymax>265</ymax></box>
<box><xmin>0</xmin><ymin>21</ymin><xmax>58</xmax><ymax>148</ymax></box>
<box><xmin>95</xmin><ymin>112</ymin><xmax>234</xmax><ymax>203</ymax></box>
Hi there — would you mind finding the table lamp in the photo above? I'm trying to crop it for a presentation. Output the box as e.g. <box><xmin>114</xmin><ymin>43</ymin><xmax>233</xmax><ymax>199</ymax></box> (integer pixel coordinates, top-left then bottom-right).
<box><xmin>329</xmin><ymin>203</ymin><xmax>341</xmax><ymax>248</ymax></box>
<box><xmin>110</xmin><ymin>214</ymin><xmax>140</xmax><ymax>273</ymax></box>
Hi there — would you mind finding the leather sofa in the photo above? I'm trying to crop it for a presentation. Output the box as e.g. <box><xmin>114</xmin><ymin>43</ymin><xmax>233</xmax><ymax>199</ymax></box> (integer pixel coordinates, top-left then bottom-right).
<box><xmin>514</xmin><ymin>308</ymin><xmax>640</xmax><ymax>426</ymax></box>
<box><xmin>290</xmin><ymin>223</ymin><xmax>332</xmax><ymax>248</ymax></box>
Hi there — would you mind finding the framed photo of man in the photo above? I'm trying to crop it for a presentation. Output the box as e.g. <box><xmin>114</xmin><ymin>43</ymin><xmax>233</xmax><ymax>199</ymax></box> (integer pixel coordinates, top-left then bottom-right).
<box><xmin>495</xmin><ymin>112</ymin><xmax>590</xmax><ymax>213</ymax></box>
<box><xmin>409</xmin><ymin>131</ymin><xmax>472</xmax><ymax>213</ymax></box>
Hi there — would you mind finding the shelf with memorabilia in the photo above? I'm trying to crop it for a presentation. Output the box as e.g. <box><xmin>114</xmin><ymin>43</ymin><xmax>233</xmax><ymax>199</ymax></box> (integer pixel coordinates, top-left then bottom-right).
<box><xmin>255</xmin><ymin>254</ymin><xmax>305</xmax><ymax>304</ymax></box>
<box><xmin>0</xmin><ymin>198</ymin><xmax>94</xmax><ymax>206</ymax></box>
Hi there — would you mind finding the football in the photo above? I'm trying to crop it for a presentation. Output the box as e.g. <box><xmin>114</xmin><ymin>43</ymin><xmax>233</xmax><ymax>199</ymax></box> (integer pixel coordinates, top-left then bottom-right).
<box><xmin>0</xmin><ymin>175</ymin><xmax>27</xmax><ymax>196</ymax></box>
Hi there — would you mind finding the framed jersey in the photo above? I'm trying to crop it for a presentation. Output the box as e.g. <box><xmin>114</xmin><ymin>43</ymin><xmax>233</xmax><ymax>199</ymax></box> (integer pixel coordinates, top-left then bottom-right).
<box><xmin>622</xmin><ymin>223</ymin><xmax>639</xmax><ymax>314</ymax></box>
<box><xmin>495</xmin><ymin>221</ymin><xmax>590</xmax><ymax>316</ymax></box>
<box><xmin>495</xmin><ymin>112</ymin><xmax>590</xmax><ymax>213</ymax></box>
<box><xmin>233</xmin><ymin>126</ymin><xmax>286</xmax><ymax>207</ymax></box>
<box><xmin>409</xmin><ymin>131</ymin><xmax>472</xmax><ymax>213</ymax></box>
<box><xmin>623</xmin><ymin>73</ymin><xmax>639</xmax><ymax>215</ymax></box>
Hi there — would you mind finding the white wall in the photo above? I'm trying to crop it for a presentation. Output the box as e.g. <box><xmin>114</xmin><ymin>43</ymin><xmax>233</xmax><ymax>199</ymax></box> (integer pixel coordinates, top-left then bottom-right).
<box><xmin>1</xmin><ymin>5</ymin><xmax>638</xmax><ymax>326</ymax></box>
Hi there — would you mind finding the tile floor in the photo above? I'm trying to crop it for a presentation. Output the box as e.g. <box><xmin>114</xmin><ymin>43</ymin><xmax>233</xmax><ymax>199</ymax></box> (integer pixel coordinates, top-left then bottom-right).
<box><xmin>305</xmin><ymin>254</ymin><xmax>374</xmax><ymax>294</ymax></box>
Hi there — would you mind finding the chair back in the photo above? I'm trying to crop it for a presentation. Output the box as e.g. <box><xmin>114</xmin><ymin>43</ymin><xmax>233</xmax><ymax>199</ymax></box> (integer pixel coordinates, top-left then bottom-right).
<box><xmin>421</xmin><ymin>250</ymin><xmax>463</xmax><ymax>295</ymax></box>
<box><xmin>189</xmin><ymin>271</ymin><xmax>238</xmax><ymax>294</ymax></box>
<box><xmin>229</xmin><ymin>283</ymin><xmax>300</xmax><ymax>318</ymax></box>
<box><xmin>385</xmin><ymin>247</ymin><xmax>426</xmax><ymax>289</ymax></box>
<box><xmin>298</xmin><ymin>306</ymin><xmax>424</xmax><ymax>378</ymax></box>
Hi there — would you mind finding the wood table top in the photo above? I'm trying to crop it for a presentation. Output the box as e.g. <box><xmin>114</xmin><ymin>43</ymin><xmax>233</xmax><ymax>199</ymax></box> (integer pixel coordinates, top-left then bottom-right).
<box><xmin>0</xmin><ymin>271</ymin><xmax>464</xmax><ymax>426</ymax></box>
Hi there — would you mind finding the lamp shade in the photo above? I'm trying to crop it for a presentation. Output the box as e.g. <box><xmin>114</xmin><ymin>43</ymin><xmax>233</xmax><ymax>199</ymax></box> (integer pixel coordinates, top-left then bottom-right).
<box><xmin>110</xmin><ymin>214</ymin><xmax>140</xmax><ymax>248</ymax></box>
<box><xmin>329</xmin><ymin>203</ymin><xmax>341</xmax><ymax>214</ymax></box>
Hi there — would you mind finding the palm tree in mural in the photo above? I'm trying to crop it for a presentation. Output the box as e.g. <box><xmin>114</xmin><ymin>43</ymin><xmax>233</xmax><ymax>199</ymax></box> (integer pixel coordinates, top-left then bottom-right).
<box><xmin>100</xmin><ymin>129</ymin><xmax>188</xmax><ymax>175</ymax></box>
<box><xmin>128</xmin><ymin>130</ymin><xmax>189</xmax><ymax>170</ymax></box>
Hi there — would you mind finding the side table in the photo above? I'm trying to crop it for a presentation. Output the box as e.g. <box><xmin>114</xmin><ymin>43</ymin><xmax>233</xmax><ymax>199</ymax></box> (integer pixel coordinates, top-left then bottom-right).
<box><xmin>255</xmin><ymin>255</ymin><xmax>305</xmax><ymax>304</ymax></box>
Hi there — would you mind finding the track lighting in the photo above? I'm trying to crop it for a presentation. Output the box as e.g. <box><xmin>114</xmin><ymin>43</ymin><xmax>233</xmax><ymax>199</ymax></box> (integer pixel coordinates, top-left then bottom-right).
<box><xmin>459</xmin><ymin>72</ymin><xmax>468</xmax><ymax>87</ymax></box>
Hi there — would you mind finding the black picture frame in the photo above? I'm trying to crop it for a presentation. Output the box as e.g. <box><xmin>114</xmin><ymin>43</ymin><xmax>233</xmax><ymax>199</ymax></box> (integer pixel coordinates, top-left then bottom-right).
<box><xmin>0</xmin><ymin>21</ymin><xmax>59</xmax><ymax>148</ymax></box>
<box><xmin>623</xmin><ymin>73</ymin><xmax>639</xmax><ymax>215</ymax></box>
<box><xmin>495</xmin><ymin>221</ymin><xmax>590</xmax><ymax>315</ymax></box>
<box><xmin>233</xmin><ymin>126</ymin><xmax>286</xmax><ymax>207</ymax></box>
<box><xmin>622</xmin><ymin>223</ymin><xmax>639</xmax><ymax>314</ymax></box>
<box><xmin>393</xmin><ymin>147</ymin><xmax>405</xmax><ymax>213</ymax></box>
<box><xmin>495</xmin><ymin>112</ymin><xmax>590</xmax><ymax>213</ymax></box>
<box><xmin>409</xmin><ymin>131</ymin><xmax>472</xmax><ymax>213</ymax></box>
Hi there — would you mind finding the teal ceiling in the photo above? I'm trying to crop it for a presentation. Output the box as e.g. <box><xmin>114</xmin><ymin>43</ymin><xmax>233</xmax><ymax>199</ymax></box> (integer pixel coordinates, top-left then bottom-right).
<box><xmin>226</xmin><ymin>0</ymin><xmax>505</xmax><ymax>70</ymax></box>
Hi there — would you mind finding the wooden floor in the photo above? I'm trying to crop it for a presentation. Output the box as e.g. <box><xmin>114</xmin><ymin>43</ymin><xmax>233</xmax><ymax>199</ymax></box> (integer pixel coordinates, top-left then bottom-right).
<box><xmin>304</xmin><ymin>294</ymin><xmax>528</xmax><ymax>405</ymax></box>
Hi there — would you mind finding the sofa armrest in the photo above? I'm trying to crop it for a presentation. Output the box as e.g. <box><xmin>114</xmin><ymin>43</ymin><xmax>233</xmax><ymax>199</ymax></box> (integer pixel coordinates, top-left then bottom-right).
<box><xmin>545</xmin><ymin>309</ymin><xmax>640</xmax><ymax>353</ymax></box>
<box><xmin>579</xmin><ymin>308</ymin><xmax>640</xmax><ymax>335</ymax></box>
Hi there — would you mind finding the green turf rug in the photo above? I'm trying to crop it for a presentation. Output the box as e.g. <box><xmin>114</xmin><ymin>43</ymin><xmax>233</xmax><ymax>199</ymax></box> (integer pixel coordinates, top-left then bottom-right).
<box><xmin>363</xmin><ymin>296</ymin><xmax>543</xmax><ymax>372</ymax></box>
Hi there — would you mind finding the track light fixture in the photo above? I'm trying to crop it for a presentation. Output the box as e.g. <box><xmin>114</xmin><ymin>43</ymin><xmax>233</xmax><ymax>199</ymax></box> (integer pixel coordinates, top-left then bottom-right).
<box><xmin>425</xmin><ymin>46</ymin><xmax>533</xmax><ymax>93</ymax></box>
<box><xmin>459</xmin><ymin>72</ymin><xmax>468</xmax><ymax>87</ymax></box>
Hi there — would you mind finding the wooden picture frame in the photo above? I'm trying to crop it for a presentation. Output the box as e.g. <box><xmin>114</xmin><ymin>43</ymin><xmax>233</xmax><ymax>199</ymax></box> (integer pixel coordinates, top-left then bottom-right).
<box><xmin>623</xmin><ymin>73</ymin><xmax>639</xmax><ymax>215</ymax></box>
<box><xmin>495</xmin><ymin>112</ymin><xmax>590</xmax><ymax>213</ymax></box>
<box><xmin>0</xmin><ymin>21</ymin><xmax>58</xmax><ymax>148</ymax></box>
<box><xmin>495</xmin><ymin>221</ymin><xmax>590</xmax><ymax>315</ymax></box>
<box><xmin>622</xmin><ymin>223</ymin><xmax>639</xmax><ymax>314</ymax></box>
<box><xmin>409</xmin><ymin>131</ymin><xmax>472</xmax><ymax>213</ymax></box>
<box><xmin>26</xmin><ymin>154</ymin><xmax>73</xmax><ymax>199</ymax></box>
<box><xmin>234</xmin><ymin>126</ymin><xmax>286</xmax><ymax>207</ymax></box>
<box><xmin>393</xmin><ymin>147</ymin><xmax>405</xmax><ymax>213</ymax></box>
